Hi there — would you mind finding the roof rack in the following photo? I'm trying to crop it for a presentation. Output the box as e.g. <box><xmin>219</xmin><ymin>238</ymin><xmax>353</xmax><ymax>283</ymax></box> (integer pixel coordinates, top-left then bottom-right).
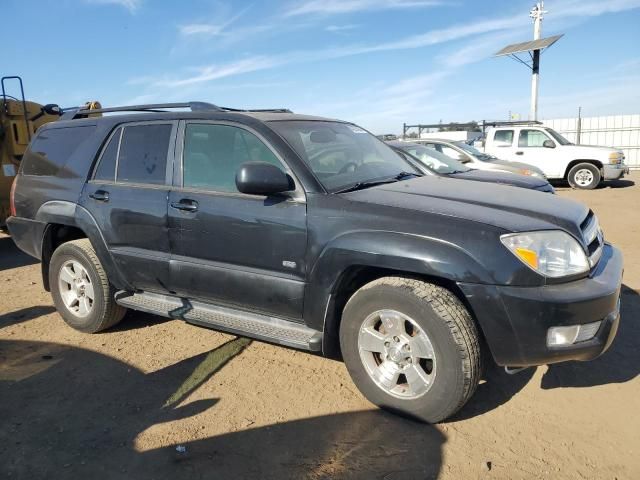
<box><xmin>60</xmin><ymin>101</ymin><xmax>293</xmax><ymax>120</ymax></box>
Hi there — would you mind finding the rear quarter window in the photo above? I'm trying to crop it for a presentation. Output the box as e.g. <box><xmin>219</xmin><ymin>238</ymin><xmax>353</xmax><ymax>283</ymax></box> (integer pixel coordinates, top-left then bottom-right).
<box><xmin>21</xmin><ymin>125</ymin><xmax>96</xmax><ymax>176</ymax></box>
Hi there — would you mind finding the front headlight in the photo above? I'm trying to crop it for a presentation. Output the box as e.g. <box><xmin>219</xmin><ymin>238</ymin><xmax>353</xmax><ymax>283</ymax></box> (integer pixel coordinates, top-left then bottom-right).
<box><xmin>501</xmin><ymin>231</ymin><xmax>589</xmax><ymax>278</ymax></box>
<box><xmin>608</xmin><ymin>152</ymin><xmax>623</xmax><ymax>164</ymax></box>
<box><xmin>518</xmin><ymin>168</ymin><xmax>533</xmax><ymax>176</ymax></box>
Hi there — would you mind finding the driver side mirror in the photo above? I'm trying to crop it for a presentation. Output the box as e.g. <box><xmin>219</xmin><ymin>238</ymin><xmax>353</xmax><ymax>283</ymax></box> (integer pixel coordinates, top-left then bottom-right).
<box><xmin>543</xmin><ymin>139</ymin><xmax>556</xmax><ymax>148</ymax></box>
<box><xmin>457</xmin><ymin>154</ymin><xmax>470</xmax><ymax>163</ymax></box>
<box><xmin>236</xmin><ymin>162</ymin><xmax>293</xmax><ymax>195</ymax></box>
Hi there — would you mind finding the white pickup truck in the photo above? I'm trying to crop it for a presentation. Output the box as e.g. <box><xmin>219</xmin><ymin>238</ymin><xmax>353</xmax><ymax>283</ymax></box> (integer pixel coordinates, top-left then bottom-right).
<box><xmin>482</xmin><ymin>124</ymin><xmax>629</xmax><ymax>189</ymax></box>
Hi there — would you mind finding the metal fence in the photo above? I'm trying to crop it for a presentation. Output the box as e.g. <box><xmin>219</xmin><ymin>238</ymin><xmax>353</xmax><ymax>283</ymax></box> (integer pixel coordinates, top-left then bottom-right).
<box><xmin>543</xmin><ymin>114</ymin><xmax>640</xmax><ymax>169</ymax></box>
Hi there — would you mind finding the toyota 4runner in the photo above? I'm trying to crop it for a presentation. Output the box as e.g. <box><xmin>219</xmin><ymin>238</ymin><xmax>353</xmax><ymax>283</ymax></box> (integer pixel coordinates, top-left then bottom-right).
<box><xmin>7</xmin><ymin>102</ymin><xmax>623</xmax><ymax>422</ymax></box>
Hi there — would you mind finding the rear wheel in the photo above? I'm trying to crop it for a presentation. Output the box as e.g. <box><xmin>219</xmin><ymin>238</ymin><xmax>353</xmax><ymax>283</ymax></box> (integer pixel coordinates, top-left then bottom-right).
<box><xmin>339</xmin><ymin>276</ymin><xmax>481</xmax><ymax>423</ymax></box>
<box><xmin>568</xmin><ymin>163</ymin><xmax>600</xmax><ymax>190</ymax></box>
<box><xmin>50</xmin><ymin>239</ymin><xmax>126</xmax><ymax>333</ymax></box>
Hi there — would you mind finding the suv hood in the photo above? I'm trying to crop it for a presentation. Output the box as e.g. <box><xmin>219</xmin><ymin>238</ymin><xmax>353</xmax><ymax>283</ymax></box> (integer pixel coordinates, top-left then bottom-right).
<box><xmin>449</xmin><ymin>169</ymin><xmax>549</xmax><ymax>189</ymax></box>
<box><xmin>345</xmin><ymin>175</ymin><xmax>587</xmax><ymax>237</ymax></box>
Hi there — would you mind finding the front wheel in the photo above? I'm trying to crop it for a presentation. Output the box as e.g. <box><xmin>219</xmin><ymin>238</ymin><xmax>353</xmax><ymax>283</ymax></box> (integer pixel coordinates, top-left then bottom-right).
<box><xmin>568</xmin><ymin>163</ymin><xmax>601</xmax><ymax>190</ymax></box>
<box><xmin>339</xmin><ymin>277</ymin><xmax>481</xmax><ymax>423</ymax></box>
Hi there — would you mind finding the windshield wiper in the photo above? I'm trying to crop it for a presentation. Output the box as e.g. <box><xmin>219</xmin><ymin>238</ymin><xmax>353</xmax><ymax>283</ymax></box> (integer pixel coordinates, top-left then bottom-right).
<box><xmin>334</xmin><ymin>172</ymin><xmax>421</xmax><ymax>193</ymax></box>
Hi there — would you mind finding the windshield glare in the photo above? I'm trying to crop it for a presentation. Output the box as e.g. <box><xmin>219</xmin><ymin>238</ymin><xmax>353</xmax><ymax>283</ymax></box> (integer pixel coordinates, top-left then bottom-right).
<box><xmin>400</xmin><ymin>145</ymin><xmax>469</xmax><ymax>174</ymax></box>
<box><xmin>545</xmin><ymin>128</ymin><xmax>572</xmax><ymax>145</ymax></box>
<box><xmin>269</xmin><ymin>121</ymin><xmax>420</xmax><ymax>192</ymax></box>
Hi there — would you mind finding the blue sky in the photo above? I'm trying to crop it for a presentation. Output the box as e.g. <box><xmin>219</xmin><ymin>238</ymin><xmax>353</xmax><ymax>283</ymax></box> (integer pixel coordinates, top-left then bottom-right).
<box><xmin>3</xmin><ymin>0</ymin><xmax>640</xmax><ymax>133</ymax></box>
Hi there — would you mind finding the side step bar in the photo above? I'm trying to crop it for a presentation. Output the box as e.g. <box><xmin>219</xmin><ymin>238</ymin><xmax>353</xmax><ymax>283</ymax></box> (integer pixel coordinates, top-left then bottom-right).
<box><xmin>115</xmin><ymin>291</ymin><xmax>322</xmax><ymax>352</ymax></box>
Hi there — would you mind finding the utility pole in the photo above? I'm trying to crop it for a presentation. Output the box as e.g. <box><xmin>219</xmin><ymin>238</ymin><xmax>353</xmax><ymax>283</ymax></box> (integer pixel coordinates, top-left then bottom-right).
<box><xmin>529</xmin><ymin>1</ymin><xmax>547</xmax><ymax>120</ymax></box>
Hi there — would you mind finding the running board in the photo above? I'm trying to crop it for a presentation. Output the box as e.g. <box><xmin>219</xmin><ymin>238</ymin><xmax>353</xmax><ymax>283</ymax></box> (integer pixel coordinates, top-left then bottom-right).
<box><xmin>115</xmin><ymin>291</ymin><xmax>322</xmax><ymax>352</ymax></box>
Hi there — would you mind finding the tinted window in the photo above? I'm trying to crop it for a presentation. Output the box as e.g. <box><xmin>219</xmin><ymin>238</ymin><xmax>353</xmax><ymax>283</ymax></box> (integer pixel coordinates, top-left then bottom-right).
<box><xmin>93</xmin><ymin>128</ymin><xmax>121</xmax><ymax>181</ymax></box>
<box><xmin>183</xmin><ymin>124</ymin><xmax>282</xmax><ymax>192</ymax></box>
<box><xmin>494</xmin><ymin>130</ymin><xmax>514</xmax><ymax>146</ymax></box>
<box><xmin>518</xmin><ymin>129</ymin><xmax>551</xmax><ymax>148</ymax></box>
<box><xmin>117</xmin><ymin>124</ymin><xmax>171</xmax><ymax>185</ymax></box>
<box><xmin>21</xmin><ymin>125</ymin><xmax>96</xmax><ymax>176</ymax></box>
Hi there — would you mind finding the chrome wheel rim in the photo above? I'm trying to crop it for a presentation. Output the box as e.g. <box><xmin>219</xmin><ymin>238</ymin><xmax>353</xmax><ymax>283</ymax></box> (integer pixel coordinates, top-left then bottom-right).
<box><xmin>58</xmin><ymin>260</ymin><xmax>95</xmax><ymax>318</ymax></box>
<box><xmin>574</xmin><ymin>168</ymin><xmax>594</xmax><ymax>187</ymax></box>
<box><xmin>358</xmin><ymin>309</ymin><xmax>436</xmax><ymax>399</ymax></box>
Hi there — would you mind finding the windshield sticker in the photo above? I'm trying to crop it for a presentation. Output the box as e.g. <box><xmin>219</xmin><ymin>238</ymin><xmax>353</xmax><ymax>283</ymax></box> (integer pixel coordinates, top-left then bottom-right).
<box><xmin>348</xmin><ymin>125</ymin><xmax>368</xmax><ymax>134</ymax></box>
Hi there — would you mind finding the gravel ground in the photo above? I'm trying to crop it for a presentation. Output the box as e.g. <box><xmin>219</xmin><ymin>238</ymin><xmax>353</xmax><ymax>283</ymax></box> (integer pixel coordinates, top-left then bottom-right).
<box><xmin>1</xmin><ymin>173</ymin><xmax>638</xmax><ymax>480</ymax></box>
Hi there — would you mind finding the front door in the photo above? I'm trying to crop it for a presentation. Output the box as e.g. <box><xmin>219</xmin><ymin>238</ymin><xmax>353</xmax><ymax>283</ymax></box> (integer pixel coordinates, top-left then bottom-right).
<box><xmin>81</xmin><ymin>121</ymin><xmax>176</xmax><ymax>293</ymax></box>
<box><xmin>168</xmin><ymin>121</ymin><xmax>307</xmax><ymax>321</ymax></box>
<box><xmin>513</xmin><ymin>129</ymin><xmax>564</xmax><ymax>177</ymax></box>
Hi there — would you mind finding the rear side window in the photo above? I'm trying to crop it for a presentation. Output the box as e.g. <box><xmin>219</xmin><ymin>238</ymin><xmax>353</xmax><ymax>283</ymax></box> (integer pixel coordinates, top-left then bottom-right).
<box><xmin>21</xmin><ymin>125</ymin><xmax>96</xmax><ymax>176</ymax></box>
<box><xmin>493</xmin><ymin>130</ymin><xmax>514</xmax><ymax>146</ymax></box>
<box><xmin>93</xmin><ymin>128</ymin><xmax>121</xmax><ymax>181</ymax></box>
<box><xmin>116</xmin><ymin>124</ymin><xmax>172</xmax><ymax>185</ymax></box>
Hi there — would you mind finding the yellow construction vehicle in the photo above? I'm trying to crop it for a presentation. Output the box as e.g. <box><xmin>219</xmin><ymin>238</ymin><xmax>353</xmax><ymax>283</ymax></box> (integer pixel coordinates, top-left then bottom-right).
<box><xmin>0</xmin><ymin>76</ymin><xmax>100</xmax><ymax>229</ymax></box>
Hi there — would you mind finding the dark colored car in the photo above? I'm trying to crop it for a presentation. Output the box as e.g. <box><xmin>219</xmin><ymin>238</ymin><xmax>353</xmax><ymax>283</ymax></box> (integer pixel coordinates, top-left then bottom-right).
<box><xmin>7</xmin><ymin>102</ymin><xmax>622</xmax><ymax>423</ymax></box>
<box><xmin>388</xmin><ymin>140</ymin><xmax>554</xmax><ymax>193</ymax></box>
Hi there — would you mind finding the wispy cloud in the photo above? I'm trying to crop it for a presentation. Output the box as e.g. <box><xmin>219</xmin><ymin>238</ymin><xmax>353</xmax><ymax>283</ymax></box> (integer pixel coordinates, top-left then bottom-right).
<box><xmin>284</xmin><ymin>0</ymin><xmax>445</xmax><ymax>17</ymax></box>
<box><xmin>85</xmin><ymin>0</ymin><xmax>141</xmax><ymax>13</ymax></box>
<box><xmin>179</xmin><ymin>5</ymin><xmax>252</xmax><ymax>36</ymax></box>
<box><xmin>132</xmin><ymin>0</ymin><xmax>640</xmax><ymax>105</ymax></box>
<box><xmin>325</xmin><ymin>24</ymin><xmax>360</xmax><ymax>32</ymax></box>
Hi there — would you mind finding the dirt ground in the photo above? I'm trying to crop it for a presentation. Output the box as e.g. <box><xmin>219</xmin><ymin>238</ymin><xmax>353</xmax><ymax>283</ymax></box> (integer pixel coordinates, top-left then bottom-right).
<box><xmin>1</xmin><ymin>174</ymin><xmax>639</xmax><ymax>480</ymax></box>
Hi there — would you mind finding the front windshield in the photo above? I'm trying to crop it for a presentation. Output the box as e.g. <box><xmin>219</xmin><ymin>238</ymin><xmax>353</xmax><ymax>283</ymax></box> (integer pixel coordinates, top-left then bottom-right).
<box><xmin>269</xmin><ymin>121</ymin><xmax>420</xmax><ymax>192</ymax></box>
<box><xmin>454</xmin><ymin>141</ymin><xmax>496</xmax><ymax>162</ymax></box>
<box><xmin>399</xmin><ymin>144</ymin><xmax>469</xmax><ymax>174</ymax></box>
<box><xmin>545</xmin><ymin>128</ymin><xmax>572</xmax><ymax>145</ymax></box>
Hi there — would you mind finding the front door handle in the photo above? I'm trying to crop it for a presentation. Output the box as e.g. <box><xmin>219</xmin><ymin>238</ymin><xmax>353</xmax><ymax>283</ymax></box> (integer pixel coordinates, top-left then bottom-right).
<box><xmin>89</xmin><ymin>190</ymin><xmax>110</xmax><ymax>202</ymax></box>
<box><xmin>515</xmin><ymin>151</ymin><xmax>524</xmax><ymax>155</ymax></box>
<box><xmin>170</xmin><ymin>199</ymin><xmax>198</xmax><ymax>212</ymax></box>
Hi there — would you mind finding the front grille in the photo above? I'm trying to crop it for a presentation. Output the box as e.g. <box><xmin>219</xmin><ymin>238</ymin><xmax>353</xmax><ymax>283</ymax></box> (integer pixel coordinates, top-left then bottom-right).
<box><xmin>580</xmin><ymin>210</ymin><xmax>603</xmax><ymax>268</ymax></box>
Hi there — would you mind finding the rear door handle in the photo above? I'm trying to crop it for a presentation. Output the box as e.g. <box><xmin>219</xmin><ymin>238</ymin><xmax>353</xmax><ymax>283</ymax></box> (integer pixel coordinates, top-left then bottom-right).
<box><xmin>170</xmin><ymin>199</ymin><xmax>198</xmax><ymax>212</ymax></box>
<box><xmin>515</xmin><ymin>151</ymin><xmax>524</xmax><ymax>155</ymax></box>
<box><xmin>89</xmin><ymin>190</ymin><xmax>110</xmax><ymax>202</ymax></box>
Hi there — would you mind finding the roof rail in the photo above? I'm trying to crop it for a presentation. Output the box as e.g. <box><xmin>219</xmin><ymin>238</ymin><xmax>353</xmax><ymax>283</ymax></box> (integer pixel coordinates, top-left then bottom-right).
<box><xmin>60</xmin><ymin>101</ymin><xmax>224</xmax><ymax>120</ymax></box>
<box><xmin>60</xmin><ymin>102</ymin><xmax>293</xmax><ymax>120</ymax></box>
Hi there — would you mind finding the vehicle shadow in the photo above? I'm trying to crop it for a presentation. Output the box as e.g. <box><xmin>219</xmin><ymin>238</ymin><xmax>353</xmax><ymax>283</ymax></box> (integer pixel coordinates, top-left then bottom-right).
<box><xmin>0</xmin><ymin>338</ymin><xmax>445</xmax><ymax>480</ymax></box>
<box><xmin>603</xmin><ymin>178</ymin><xmax>635</xmax><ymax>189</ymax></box>
<box><xmin>0</xmin><ymin>235</ymin><xmax>37</xmax><ymax>270</ymax></box>
<box><xmin>107</xmin><ymin>310</ymin><xmax>173</xmax><ymax>332</ymax></box>
<box><xmin>448</xmin><ymin>360</ymin><xmax>536</xmax><ymax>422</ymax></box>
<box><xmin>541</xmin><ymin>285</ymin><xmax>639</xmax><ymax>389</ymax></box>
<box><xmin>0</xmin><ymin>305</ymin><xmax>56</xmax><ymax>329</ymax></box>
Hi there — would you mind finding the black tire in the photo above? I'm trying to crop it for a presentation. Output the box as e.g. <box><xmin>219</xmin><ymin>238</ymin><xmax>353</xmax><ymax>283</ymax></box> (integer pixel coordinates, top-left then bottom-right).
<box><xmin>339</xmin><ymin>276</ymin><xmax>481</xmax><ymax>423</ymax></box>
<box><xmin>567</xmin><ymin>163</ymin><xmax>601</xmax><ymax>190</ymax></box>
<box><xmin>49</xmin><ymin>239</ymin><xmax>126</xmax><ymax>333</ymax></box>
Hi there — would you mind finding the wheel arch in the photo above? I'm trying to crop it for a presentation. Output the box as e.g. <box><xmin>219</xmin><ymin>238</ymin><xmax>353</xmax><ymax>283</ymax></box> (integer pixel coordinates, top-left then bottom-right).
<box><xmin>37</xmin><ymin>201</ymin><xmax>130</xmax><ymax>292</ymax></box>
<box><xmin>307</xmin><ymin>231</ymin><xmax>492</xmax><ymax>359</ymax></box>
<box><xmin>564</xmin><ymin>159</ymin><xmax>603</xmax><ymax>179</ymax></box>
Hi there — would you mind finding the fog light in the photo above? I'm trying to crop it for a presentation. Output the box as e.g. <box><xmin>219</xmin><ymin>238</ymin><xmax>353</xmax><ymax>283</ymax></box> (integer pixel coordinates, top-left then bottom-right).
<box><xmin>547</xmin><ymin>321</ymin><xmax>601</xmax><ymax>347</ymax></box>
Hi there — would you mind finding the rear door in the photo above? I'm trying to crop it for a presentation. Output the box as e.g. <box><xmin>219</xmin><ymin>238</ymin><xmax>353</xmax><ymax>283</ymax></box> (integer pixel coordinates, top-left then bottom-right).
<box><xmin>167</xmin><ymin>121</ymin><xmax>307</xmax><ymax>320</ymax></box>
<box><xmin>487</xmin><ymin>129</ymin><xmax>517</xmax><ymax>161</ymax></box>
<box><xmin>81</xmin><ymin>121</ymin><xmax>176</xmax><ymax>293</ymax></box>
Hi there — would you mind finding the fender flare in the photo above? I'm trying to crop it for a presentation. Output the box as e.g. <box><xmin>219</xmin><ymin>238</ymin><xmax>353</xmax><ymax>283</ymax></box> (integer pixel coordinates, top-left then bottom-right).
<box><xmin>302</xmin><ymin>230</ymin><xmax>493</xmax><ymax>350</ymax></box>
<box><xmin>36</xmin><ymin>201</ymin><xmax>130</xmax><ymax>291</ymax></box>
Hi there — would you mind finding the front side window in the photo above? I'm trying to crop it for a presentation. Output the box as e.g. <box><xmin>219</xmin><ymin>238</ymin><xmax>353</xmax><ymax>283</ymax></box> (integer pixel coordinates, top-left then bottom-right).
<box><xmin>518</xmin><ymin>129</ymin><xmax>552</xmax><ymax>148</ymax></box>
<box><xmin>493</xmin><ymin>130</ymin><xmax>514</xmax><ymax>146</ymax></box>
<box><xmin>116</xmin><ymin>124</ymin><xmax>172</xmax><ymax>185</ymax></box>
<box><xmin>183</xmin><ymin>124</ymin><xmax>282</xmax><ymax>192</ymax></box>
<box><xmin>269</xmin><ymin>121</ymin><xmax>419</xmax><ymax>192</ymax></box>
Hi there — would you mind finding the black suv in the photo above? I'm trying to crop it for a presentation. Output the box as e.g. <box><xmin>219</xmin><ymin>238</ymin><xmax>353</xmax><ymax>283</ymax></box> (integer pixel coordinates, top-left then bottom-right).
<box><xmin>7</xmin><ymin>102</ymin><xmax>623</xmax><ymax>422</ymax></box>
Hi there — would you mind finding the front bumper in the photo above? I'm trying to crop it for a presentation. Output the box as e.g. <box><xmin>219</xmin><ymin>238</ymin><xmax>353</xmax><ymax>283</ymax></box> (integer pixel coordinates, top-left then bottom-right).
<box><xmin>603</xmin><ymin>163</ymin><xmax>629</xmax><ymax>180</ymax></box>
<box><xmin>459</xmin><ymin>244</ymin><xmax>623</xmax><ymax>367</ymax></box>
